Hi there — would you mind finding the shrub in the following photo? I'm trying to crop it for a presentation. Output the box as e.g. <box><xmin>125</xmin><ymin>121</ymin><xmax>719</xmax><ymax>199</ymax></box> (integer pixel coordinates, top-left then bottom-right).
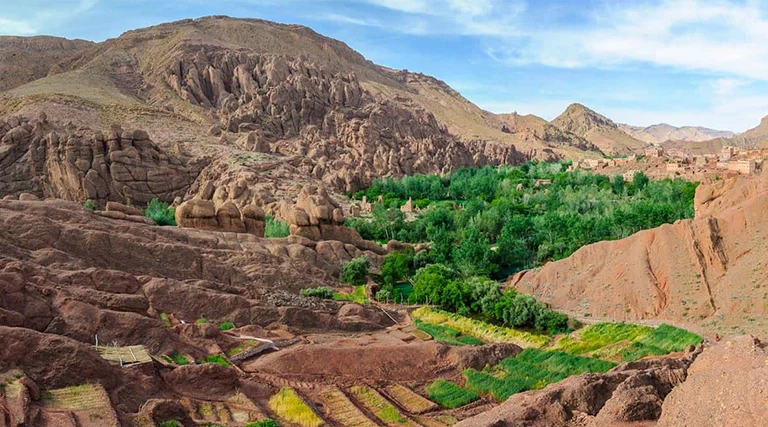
<box><xmin>245</xmin><ymin>421</ymin><xmax>280</xmax><ymax>427</ymax></box>
<box><xmin>84</xmin><ymin>200</ymin><xmax>97</xmax><ymax>211</ymax></box>
<box><xmin>341</xmin><ymin>257</ymin><xmax>370</xmax><ymax>285</ymax></box>
<box><xmin>196</xmin><ymin>317</ymin><xmax>208</xmax><ymax>324</ymax></box>
<box><xmin>426</xmin><ymin>380</ymin><xmax>479</xmax><ymax>409</ymax></box>
<box><xmin>145</xmin><ymin>198</ymin><xmax>176</xmax><ymax>226</ymax></box>
<box><xmin>218</xmin><ymin>321</ymin><xmax>235</xmax><ymax>331</ymax></box>
<box><xmin>265</xmin><ymin>216</ymin><xmax>290</xmax><ymax>238</ymax></box>
<box><xmin>300</xmin><ymin>286</ymin><xmax>334</xmax><ymax>299</ymax></box>
<box><xmin>332</xmin><ymin>285</ymin><xmax>369</xmax><ymax>304</ymax></box>
<box><xmin>158</xmin><ymin>421</ymin><xmax>181</xmax><ymax>427</ymax></box>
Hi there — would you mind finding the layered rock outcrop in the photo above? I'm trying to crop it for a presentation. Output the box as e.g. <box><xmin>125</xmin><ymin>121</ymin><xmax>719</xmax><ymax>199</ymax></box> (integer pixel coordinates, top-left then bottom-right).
<box><xmin>0</xmin><ymin>115</ymin><xmax>200</xmax><ymax>205</ymax></box>
<box><xmin>164</xmin><ymin>52</ymin><xmax>529</xmax><ymax>192</ymax></box>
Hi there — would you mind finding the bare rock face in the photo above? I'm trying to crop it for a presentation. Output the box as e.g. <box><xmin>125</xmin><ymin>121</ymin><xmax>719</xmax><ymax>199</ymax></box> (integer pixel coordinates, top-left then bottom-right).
<box><xmin>657</xmin><ymin>336</ymin><xmax>768</xmax><ymax>426</ymax></box>
<box><xmin>164</xmin><ymin>52</ymin><xmax>529</xmax><ymax>192</ymax></box>
<box><xmin>0</xmin><ymin>116</ymin><xmax>200</xmax><ymax>205</ymax></box>
<box><xmin>279</xmin><ymin>185</ymin><xmax>385</xmax><ymax>255</ymax></box>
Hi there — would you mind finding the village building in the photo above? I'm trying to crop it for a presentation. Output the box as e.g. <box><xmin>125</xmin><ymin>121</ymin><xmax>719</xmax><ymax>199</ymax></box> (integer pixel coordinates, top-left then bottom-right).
<box><xmin>645</xmin><ymin>147</ymin><xmax>664</xmax><ymax>157</ymax></box>
<box><xmin>622</xmin><ymin>170</ymin><xmax>638</xmax><ymax>182</ymax></box>
<box><xmin>727</xmin><ymin>160</ymin><xmax>756</xmax><ymax>175</ymax></box>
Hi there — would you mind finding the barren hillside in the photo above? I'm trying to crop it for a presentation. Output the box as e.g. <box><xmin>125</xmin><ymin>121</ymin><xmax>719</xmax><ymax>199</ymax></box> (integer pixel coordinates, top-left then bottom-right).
<box><xmin>552</xmin><ymin>103</ymin><xmax>647</xmax><ymax>155</ymax></box>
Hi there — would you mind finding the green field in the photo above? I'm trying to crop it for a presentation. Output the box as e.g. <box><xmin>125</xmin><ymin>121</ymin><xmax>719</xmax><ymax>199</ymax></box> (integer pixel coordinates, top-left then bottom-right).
<box><xmin>414</xmin><ymin>319</ymin><xmax>484</xmax><ymax>346</ymax></box>
<box><xmin>425</xmin><ymin>380</ymin><xmax>479</xmax><ymax>409</ymax></box>
<box><xmin>423</xmin><ymin>320</ymin><xmax>702</xmax><ymax>406</ymax></box>
<box><xmin>333</xmin><ymin>285</ymin><xmax>369</xmax><ymax>304</ymax></box>
<box><xmin>463</xmin><ymin>348</ymin><xmax>616</xmax><ymax>401</ymax></box>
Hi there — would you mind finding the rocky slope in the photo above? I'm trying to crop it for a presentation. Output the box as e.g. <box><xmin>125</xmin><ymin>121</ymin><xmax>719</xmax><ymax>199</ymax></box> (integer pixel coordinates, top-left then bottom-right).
<box><xmin>619</xmin><ymin>123</ymin><xmax>734</xmax><ymax>144</ymax></box>
<box><xmin>552</xmin><ymin>103</ymin><xmax>647</xmax><ymax>156</ymax></box>
<box><xmin>0</xmin><ymin>36</ymin><xmax>93</xmax><ymax>92</ymax></box>
<box><xmin>0</xmin><ymin>16</ymin><xmax>605</xmax><ymax>205</ymax></box>
<box><xmin>509</xmin><ymin>171</ymin><xmax>768</xmax><ymax>338</ymax></box>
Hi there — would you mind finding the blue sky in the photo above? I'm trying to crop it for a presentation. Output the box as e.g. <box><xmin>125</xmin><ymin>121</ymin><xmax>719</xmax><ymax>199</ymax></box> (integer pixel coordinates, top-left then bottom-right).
<box><xmin>2</xmin><ymin>0</ymin><xmax>768</xmax><ymax>132</ymax></box>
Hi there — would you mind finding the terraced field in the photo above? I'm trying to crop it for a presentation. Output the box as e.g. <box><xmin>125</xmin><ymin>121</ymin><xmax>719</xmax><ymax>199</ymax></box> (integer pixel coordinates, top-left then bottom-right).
<box><xmin>269</xmin><ymin>387</ymin><xmax>324</xmax><ymax>427</ymax></box>
<box><xmin>319</xmin><ymin>388</ymin><xmax>378</xmax><ymax>427</ymax></box>
<box><xmin>384</xmin><ymin>384</ymin><xmax>439</xmax><ymax>414</ymax></box>
<box><xmin>350</xmin><ymin>385</ymin><xmax>420</xmax><ymax>427</ymax></box>
<box><xmin>412</xmin><ymin>307</ymin><xmax>549</xmax><ymax>347</ymax></box>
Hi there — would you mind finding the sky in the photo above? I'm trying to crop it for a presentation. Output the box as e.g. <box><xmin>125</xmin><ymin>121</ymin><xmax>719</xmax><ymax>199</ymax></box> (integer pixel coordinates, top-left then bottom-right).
<box><xmin>2</xmin><ymin>0</ymin><xmax>768</xmax><ymax>132</ymax></box>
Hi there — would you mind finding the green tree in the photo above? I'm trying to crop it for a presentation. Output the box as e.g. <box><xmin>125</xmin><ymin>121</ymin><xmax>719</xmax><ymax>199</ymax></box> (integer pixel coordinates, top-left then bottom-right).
<box><xmin>341</xmin><ymin>257</ymin><xmax>370</xmax><ymax>286</ymax></box>
<box><xmin>453</xmin><ymin>226</ymin><xmax>495</xmax><ymax>276</ymax></box>
<box><xmin>381</xmin><ymin>250</ymin><xmax>414</xmax><ymax>286</ymax></box>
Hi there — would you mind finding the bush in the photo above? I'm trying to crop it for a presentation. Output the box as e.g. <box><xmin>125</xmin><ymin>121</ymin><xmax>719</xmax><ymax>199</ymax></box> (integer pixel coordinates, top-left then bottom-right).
<box><xmin>218</xmin><ymin>321</ymin><xmax>235</xmax><ymax>331</ymax></box>
<box><xmin>145</xmin><ymin>198</ymin><xmax>176</xmax><ymax>226</ymax></box>
<box><xmin>265</xmin><ymin>216</ymin><xmax>290</xmax><ymax>238</ymax></box>
<box><xmin>196</xmin><ymin>317</ymin><xmax>208</xmax><ymax>324</ymax></box>
<box><xmin>300</xmin><ymin>286</ymin><xmax>334</xmax><ymax>299</ymax></box>
<box><xmin>158</xmin><ymin>421</ymin><xmax>181</xmax><ymax>427</ymax></box>
<box><xmin>84</xmin><ymin>200</ymin><xmax>97</xmax><ymax>211</ymax></box>
<box><xmin>341</xmin><ymin>257</ymin><xmax>370</xmax><ymax>286</ymax></box>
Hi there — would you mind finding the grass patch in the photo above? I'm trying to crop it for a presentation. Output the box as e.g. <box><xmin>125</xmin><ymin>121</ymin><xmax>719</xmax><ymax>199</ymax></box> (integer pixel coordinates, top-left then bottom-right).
<box><xmin>219</xmin><ymin>321</ymin><xmax>235</xmax><ymax>331</ymax></box>
<box><xmin>163</xmin><ymin>352</ymin><xmax>189</xmax><ymax>366</ymax></box>
<box><xmin>412</xmin><ymin>307</ymin><xmax>548</xmax><ymax>348</ymax></box>
<box><xmin>300</xmin><ymin>286</ymin><xmax>334</xmax><ymax>299</ymax></box>
<box><xmin>350</xmin><ymin>385</ymin><xmax>410</xmax><ymax>425</ymax></box>
<box><xmin>333</xmin><ymin>285</ymin><xmax>369</xmax><ymax>304</ymax></box>
<box><xmin>269</xmin><ymin>387</ymin><xmax>324</xmax><ymax>427</ymax></box>
<box><xmin>425</xmin><ymin>380</ymin><xmax>479</xmax><ymax>409</ymax></box>
<box><xmin>414</xmin><ymin>319</ymin><xmax>484</xmax><ymax>346</ymax></box>
<box><xmin>554</xmin><ymin>322</ymin><xmax>654</xmax><ymax>354</ymax></box>
<box><xmin>225</xmin><ymin>340</ymin><xmax>259</xmax><ymax>357</ymax></box>
<box><xmin>200</xmin><ymin>355</ymin><xmax>231</xmax><ymax>367</ymax></box>
<box><xmin>160</xmin><ymin>312</ymin><xmax>171</xmax><ymax>327</ymax></box>
<box><xmin>265</xmin><ymin>216</ymin><xmax>290</xmax><ymax>238</ymax></box>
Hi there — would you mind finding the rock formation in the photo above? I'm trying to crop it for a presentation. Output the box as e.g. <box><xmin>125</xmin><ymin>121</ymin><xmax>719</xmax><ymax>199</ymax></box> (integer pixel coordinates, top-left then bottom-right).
<box><xmin>164</xmin><ymin>52</ymin><xmax>530</xmax><ymax>192</ymax></box>
<box><xmin>175</xmin><ymin>189</ymin><xmax>266</xmax><ymax>236</ymax></box>
<box><xmin>0</xmin><ymin>115</ymin><xmax>200</xmax><ymax>205</ymax></box>
<box><xmin>278</xmin><ymin>185</ymin><xmax>385</xmax><ymax>256</ymax></box>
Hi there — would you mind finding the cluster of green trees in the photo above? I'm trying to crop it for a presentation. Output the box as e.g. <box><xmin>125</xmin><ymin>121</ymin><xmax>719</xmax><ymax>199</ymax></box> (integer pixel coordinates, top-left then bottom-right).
<box><xmin>348</xmin><ymin>162</ymin><xmax>697</xmax><ymax>277</ymax></box>
<box><xmin>377</xmin><ymin>250</ymin><xmax>569</xmax><ymax>334</ymax></box>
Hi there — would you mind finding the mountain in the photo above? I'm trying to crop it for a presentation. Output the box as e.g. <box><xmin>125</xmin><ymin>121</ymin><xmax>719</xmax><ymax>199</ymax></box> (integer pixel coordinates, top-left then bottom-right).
<box><xmin>551</xmin><ymin>103</ymin><xmax>647</xmax><ymax>155</ymax></box>
<box><xmin>619</xmin><ymin>123</ymin><xmax>734</xmax><ymax>144</ymax></box>
<box><xmin>496</xmin><ymin>112</ymin><xmax>602</xmax><ymax>154</ymax></box>
<box><xmin>0</xmin><ymin>16</ymin><xmax>605</xmax><ymax>206</ymax></box>
<box><xmin>0</xmin><ymin>36</ymin><xmax>93</xmax><ymax>92</ymax></box>
<box><xmin>730</xmin><ymin>113</ymin><xmax>768</xmax><ymax>147</ymax></box>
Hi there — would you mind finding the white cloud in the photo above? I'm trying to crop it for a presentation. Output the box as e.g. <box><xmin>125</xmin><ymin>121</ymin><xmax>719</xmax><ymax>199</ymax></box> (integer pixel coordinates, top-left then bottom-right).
<box><xmin>0</xmin><ymin>0</ymin><xmax>100</xmax><ymax>36</ymax></box>
<box><xmin>0</xmin><ymin>18</ymin><xmax>37</xmax><ymax>35</ymax></box>
<box><xmin>710</xmin><ymin>78</ymin><xmax>751</xmax><ymax>96</ymax></box>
